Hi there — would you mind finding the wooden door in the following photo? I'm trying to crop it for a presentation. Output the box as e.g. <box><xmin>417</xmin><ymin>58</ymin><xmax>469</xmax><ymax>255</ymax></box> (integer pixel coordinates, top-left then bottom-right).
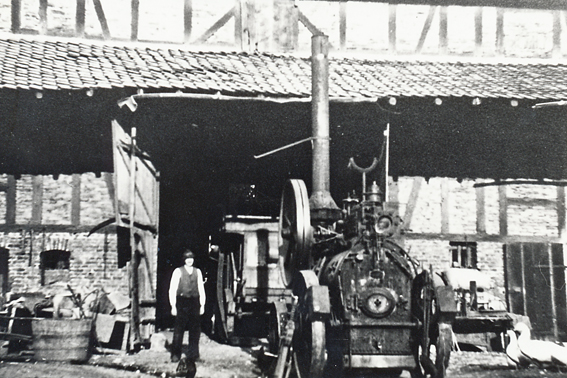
<box><xmin>112</xmin><ymin>119</ymin><xmax>160</xmax><ymax>342</ymax></box>
<box><xmin>505</xmin><ymin>242</ymin><xmax>567</xmax><ymax>341</ymax></box>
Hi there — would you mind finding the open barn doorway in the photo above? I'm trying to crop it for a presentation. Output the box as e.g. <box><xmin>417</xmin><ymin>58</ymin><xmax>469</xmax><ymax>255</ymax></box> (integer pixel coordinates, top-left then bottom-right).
<box><xmin>505</xmin><ymin>242</ymin><xmax>567</xmax><ymax>341</ymax></box>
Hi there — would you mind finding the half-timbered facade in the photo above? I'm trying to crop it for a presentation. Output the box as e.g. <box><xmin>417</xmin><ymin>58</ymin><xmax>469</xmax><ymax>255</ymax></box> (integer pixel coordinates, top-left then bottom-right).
<box><xmin>1</xmin><ymin>1</ymin><xmax>567</xmax><ymax>339</ymax></box>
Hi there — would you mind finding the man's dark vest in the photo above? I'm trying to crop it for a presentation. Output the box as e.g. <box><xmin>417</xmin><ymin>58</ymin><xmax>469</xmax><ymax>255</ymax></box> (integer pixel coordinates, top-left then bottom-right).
<box><xmin>176</xmin><ymin>267</ymin><xmax>199</xmax><ymax>298</ymax></box>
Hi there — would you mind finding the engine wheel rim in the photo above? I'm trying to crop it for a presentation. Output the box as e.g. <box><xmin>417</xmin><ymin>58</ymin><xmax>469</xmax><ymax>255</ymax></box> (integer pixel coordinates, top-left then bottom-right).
<box><xmin>292</xmin><ymin>270</ymin><xmax>326</xmax><ymax>378</ymax></box>
<box><xmin>279</xmin><ymin>179</ymin><xmax>312</xmax><ymax>287</ymax></box>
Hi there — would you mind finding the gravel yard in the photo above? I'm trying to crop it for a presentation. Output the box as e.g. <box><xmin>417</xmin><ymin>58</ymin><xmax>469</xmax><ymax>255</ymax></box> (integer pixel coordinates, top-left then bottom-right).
<box><xmin>3</xmin><ymin>332</ymin><xmax>567</xmax><ymax>378</ymax></box>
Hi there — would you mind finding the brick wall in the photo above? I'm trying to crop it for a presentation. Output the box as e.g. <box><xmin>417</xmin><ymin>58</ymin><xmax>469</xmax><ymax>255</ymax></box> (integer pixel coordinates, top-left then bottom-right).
<box><xmin>394</xmin><ymin>176</ymin><xmax>564</xmax><ymax>300</ymax></box>
<box><xmin>2</xmin><ymin>172</ymin><xmax>131</xmax><ymax>297</ymax></box>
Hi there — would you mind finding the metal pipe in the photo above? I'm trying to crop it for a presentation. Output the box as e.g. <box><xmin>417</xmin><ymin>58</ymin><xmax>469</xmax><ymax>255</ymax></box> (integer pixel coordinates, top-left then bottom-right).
<box><xmin>117</xmin><ymin>92</ymin><xmax>380</xmax><ymax>112</ymax></box>
<box><xmin>309</xmin><ymin>34</ymin><xmax>339</xmax><ymax>219</ymax></box>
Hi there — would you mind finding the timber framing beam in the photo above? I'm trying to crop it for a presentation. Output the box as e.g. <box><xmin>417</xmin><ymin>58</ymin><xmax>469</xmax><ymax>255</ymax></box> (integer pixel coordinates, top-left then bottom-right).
<box><xmin>303</xmin><ymin>0</ymin><xmax>567</xmax><ymax>11</ymax></box>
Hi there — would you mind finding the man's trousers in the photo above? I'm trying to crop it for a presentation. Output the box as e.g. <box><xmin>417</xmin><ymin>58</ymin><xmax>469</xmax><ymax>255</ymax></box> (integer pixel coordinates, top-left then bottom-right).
<box><xmin>171</xmin><ymin>296</ymin><xmax>200</xmax><ymax>361</ymax></box>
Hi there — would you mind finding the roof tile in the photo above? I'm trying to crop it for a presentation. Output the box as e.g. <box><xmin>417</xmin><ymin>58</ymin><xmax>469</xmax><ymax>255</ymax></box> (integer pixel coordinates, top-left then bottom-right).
<box><xmin>1</xmin><ymin>37</ymin><xmax>567</xmax><ymax>100</ymax></box>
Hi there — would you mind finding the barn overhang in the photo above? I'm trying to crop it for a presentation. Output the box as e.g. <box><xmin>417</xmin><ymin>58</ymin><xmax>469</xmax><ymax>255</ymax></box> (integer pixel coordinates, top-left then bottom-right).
<box><xmin>0</xmin><ymin>37</ymin><xmax>567</xmax><ymax>190</ymax></box>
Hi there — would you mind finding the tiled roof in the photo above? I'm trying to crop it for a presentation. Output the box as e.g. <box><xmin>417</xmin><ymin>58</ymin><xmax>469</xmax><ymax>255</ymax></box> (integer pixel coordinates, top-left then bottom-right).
<box><xmin>1</xmin><ymin>37</ymin><xmax>567</xmax><ymax>100</ymax></box>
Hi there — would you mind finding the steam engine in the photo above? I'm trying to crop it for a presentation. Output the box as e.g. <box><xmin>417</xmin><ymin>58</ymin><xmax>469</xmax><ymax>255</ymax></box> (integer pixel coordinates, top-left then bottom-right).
<box><xmin>271</xmin><ymin>178</ymin><xmax>456</xmax><ymax>378</ymax></box>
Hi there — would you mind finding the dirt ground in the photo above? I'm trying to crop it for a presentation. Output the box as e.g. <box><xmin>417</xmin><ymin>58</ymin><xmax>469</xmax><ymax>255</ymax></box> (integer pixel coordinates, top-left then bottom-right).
<box><xmin>3</xmin><ymin>333</ymin><xmax>567</xmax><ymax>378</ymax></box>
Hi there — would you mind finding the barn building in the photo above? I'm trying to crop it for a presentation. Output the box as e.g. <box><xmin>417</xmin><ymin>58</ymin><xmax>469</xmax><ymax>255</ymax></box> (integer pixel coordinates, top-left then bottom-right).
<box><xmin>1</xmin><ymin>0</ymin><xmax>567</xmax><ymax>343</ymax></box>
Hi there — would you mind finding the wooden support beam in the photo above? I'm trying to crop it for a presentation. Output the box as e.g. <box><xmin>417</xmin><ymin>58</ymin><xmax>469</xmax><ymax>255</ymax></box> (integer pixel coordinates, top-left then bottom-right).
<box><xmin>71</xmin><ymin>174</ymin><xmax>81</xmax><ymax>226</ymax></box>
<box><xmin>496</xmin><ymin>8</ymin><xmax>504</xmax><ymax>55</ymax></box>
<box><xmin>388</xmin><ymin>4</ymin><xmax>397</xmax><ymax>52</ymax></box>
<box><xmin>11</xmin><ymin>0</ymin><xmax>21</xmax><ymax>33</ymax></box>
<box><xmin>416</xmin><ymin>6</ymin><xmax>437</xmax><ymax>53</ymax></box>
<box><xmin>400</xmin><ymin>232</ymin><xmax>566</xmax><ymax>244</ymax></box>
<box><xmin>474</xmin><ymin>7</ymin><xmax>483</xmax><ymax>56</ymax></box>
<box><xmin>476</xmin><ymin>185</ymin><xmax>486</xmax><ymax>234</ymax></box>
<box><xmin>39</xmin><ymin>0</ymin><xmax>48</xmax><ymax>35</ymax></box>
<box><xmin>339</xmin><ymin>1</ymin><xmax>347</xmax><ymax>50</ymax></box>
<box><xmin>6</xmin><ymin>176</ymin><xmax>16</xmax><ymax>225</ymax></box>
<box><xmin>499</xmin><ymin>185</ymin><xmax>508</xmax><ymax>236</ymax></box>
<box><xmin>402</xmin><ymin>177</ymin><xmax>423</xmax><ymax>231</ymax></box>
<box><xmin>76</xmin><ymin>0</ymin><xmax>86</xmax><ymax>38</ymax></box>
<box><xmin>235</xmin><ymin>1</ymin><xmax>242</xmax><ymax>48</ymax></box>
<box><xmin>273</xmin><ymin>0</ymin><xmax>299</xmax><ymax>51</ymax></box>
<box><xmin>553</xmin><ymin>10</ymin><xmax>561</xmax><ymax>58</ymax></box>
<box><xmin>439</xmin><ymin>6</ymin><xmax>448</xmax><ymax>54</ymax></box>
<box><xmin>195</xmin><ymin>6</ymin><xmax>236</xmax><ymax>44</ymax></box>
<box><xmin>440</xmin><ymin>178</ymin><xmax>449</xmax><ymax>233</ymax></box>
<box><xmin>298</xmin><ymin>10</ymin><xmax>325</xmax><ymax>36</ymax></box>
<box><xmin>557</xmin><ymin>186</ymin><xmax>566</xmax><ymax>239</ymax></box>
<box><xmin>548</xmin><ymin>243</ymin><xmax>559</xmax><ymax>339</ymax></box>
<box><xmin>314</xmin><ymin>0</ymin><xmax>567</xmax><ymax>10</ymax></box>
<box><xmin>93</xmin><ymin>0</ymin><xmax>111</xmax><ymax>40</ymax></box>
<box><xmin>184</xmin><ymin>0</ymin><xmax>193</xmax><ymax>44</ymax></box>
<box><xmin>31</xmin><ymin>176</ymin><xmax>43</xmax><ymax>225</ymax></box>
<box><xmin>507</xmin><ymin>197</ymin><xmax>557</xmax><ymax>207</ymax></box>
<box><xmin>131</xmin><ymin>0</ymin><xmax>139</xmax><ymax>41</ymax></box>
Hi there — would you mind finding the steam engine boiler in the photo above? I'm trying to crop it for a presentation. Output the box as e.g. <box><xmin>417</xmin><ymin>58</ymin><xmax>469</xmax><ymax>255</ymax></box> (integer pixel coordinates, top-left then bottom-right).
<box><xmin>270</xmin><ymin>177</ymin><xmax>456</xmax><ymax>378</ymax></box>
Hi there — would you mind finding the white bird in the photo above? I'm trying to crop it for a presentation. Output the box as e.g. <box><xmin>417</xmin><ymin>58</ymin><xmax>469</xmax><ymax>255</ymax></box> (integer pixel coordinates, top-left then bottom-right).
<box><xmin>506</xmin><ymin>329</ymin><xmax>531</xmax><ymax>368</ymax></box>
<box><xmin>514</xmin><ymin>322</ymin><xmax>567</xmax><ymax>368</ymax></box>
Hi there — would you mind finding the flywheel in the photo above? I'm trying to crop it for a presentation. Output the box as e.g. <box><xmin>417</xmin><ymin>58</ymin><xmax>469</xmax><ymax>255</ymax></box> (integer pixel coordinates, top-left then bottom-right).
<box><xmin>279</xmin><ymin>179</ymin><xmax>312</xmax><ymax>287</ymax></box>
<box><xmin>292</xmin><ymin>270</ymin><xmax>327</xmax><ymax>378</ymax></box>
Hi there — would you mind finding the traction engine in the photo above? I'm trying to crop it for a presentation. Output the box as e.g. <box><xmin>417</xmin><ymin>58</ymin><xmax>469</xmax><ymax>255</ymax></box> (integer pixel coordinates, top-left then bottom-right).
<box><xmin>269</xmin><ymin>172</ymin><xmax>457</xmax><ymax>378</ymax></box>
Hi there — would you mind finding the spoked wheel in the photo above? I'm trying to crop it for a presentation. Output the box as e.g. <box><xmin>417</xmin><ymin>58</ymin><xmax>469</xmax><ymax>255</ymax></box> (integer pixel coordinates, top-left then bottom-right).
<box><xmin>268</xmin><ymin>301</ymin><xmax>289</xmax><ymax>354</ymax></box>
<box><xmin>411</xmin><ymin>272</ymin><xmax>452</xmax><ymax>378</ymax></box>
<box><xmin>413</xmin><ymin>322</ymin><xmax>452</xmax><ymax>378</ymax></box>
<box><xmin>291</xmin><ymin>270</ymin><xmax>327</xmax><ymax>378</ymax></box>
<box><xmin>279</xmin><ymin>179</ymin><xmax>312</xmax><ymax>287</ymax></box>
<box><xmin>215</xmin><ymin>251</ymin><xmax>237</xmax><ymax>343</ymax></box>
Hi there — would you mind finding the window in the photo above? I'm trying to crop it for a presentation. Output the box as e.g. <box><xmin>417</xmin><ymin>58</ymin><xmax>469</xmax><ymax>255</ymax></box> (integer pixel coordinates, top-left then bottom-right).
<box><xmin>40</xmin><ymin>249</ymin><xmax>70</xmax><ymax>285</ymax></box>
<box><xmin>450</xmin><ymin>241</ymin><xmax>477</xmax><ymax>269</ymax></box>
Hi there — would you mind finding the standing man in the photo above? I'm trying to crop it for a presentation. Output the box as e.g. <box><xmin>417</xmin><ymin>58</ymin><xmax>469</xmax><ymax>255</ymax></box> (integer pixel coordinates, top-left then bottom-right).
<box><xmin>169</xmin><ymin>249</ymin><xmax>206</xmax><ymax>363</ymax></box>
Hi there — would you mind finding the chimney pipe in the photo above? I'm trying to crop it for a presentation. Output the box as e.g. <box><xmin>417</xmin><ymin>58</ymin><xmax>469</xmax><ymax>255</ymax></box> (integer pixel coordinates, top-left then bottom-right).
<box><xmin>309</xmin><ymin>35</ymin><xmax>340</xmax><ymax>221</ymax></box>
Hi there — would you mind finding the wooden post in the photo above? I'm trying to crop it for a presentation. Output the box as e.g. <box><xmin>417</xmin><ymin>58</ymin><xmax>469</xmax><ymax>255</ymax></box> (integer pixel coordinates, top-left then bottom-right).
<box><xmin>71</xmin><ymin>174</ymin><xmax>81</xmax><ymax>226</ymax></box>
<box><xmin>131</xmin><ymin>0</ymin><xmax>139</xmax><ymax>41</ymax></box>
<box><xmin>39</xmin><ymin>0</ymin><xmax>48</xmax><ymax>35</ymax></box>
<box><xmin>553</xmin><ymin>10</ymin><xmax>561</xmax><ymax>58</ymax></box>
<box><xmin>476</xmin><ymin>185</ymin><xmax>486</xmax><ymax>234</ymax></box>
<box><xmin>11</xmin><ymin>0</ymin><xmax>21</xmax><ymax>34</ymax></box>
<box><xmin>31</xmin><ymin>176</ymin><xmax>43</xmax><ymax>225</ymax></box>
<box><xmin>6</xmin><ymin>175</ymin><xmax>16</xmax><ymax>225</ymax></box>
<box><xmin>440</xmin><ymin>178</ymin><xmax>449</xmax><ymax>234</ymax></box>
<box><xmin>474</xmin><ymin>7</ymin><xmax>483</xmax><ymax>56</ymax></box>
<box><xmin>388</xmin><ymin>4</ymin><xmax>397</xmax><ymax>53</ymax></box>
<box><xmin>339</xmin><ymin>2</ymin><xmax>347</xmax><ymax>51</ymax></box>
<box><xmin>184</xmin><ymin>0</ymin><xmax>193</xmax><ymax>44</ymax></box>
<box><xmin>129</xmin><ymin>127</ymin><xmax>141</xmax><ymax>348</ymax></box>
<box><xmin>273</xmin><ymin>0</ymin><xmax>298</xmax><ymax>52</ymax></box>
<box><xmin>557</xmin><ymin>186</ymin><xmax>566</xmax><ymax>239</ymax></box>
<box><xmin>499</xmin><ymin>185</ymin><xmax>508</xmax><ymax>236</ymax></box>
<box><xmin>496</xmin><ymin>8</ymin><xmax>504</xmax><ymax>55</ymax></box>
<box><xmin>548</xmin><ymin>243</ymin><xmax>559</xmax><ymax>339</ymax></box>
<box><xmin>439</xmin><ymin>6</ymin><xmax>448</xmax><ymax>54</ymax></box>
<box><xmin>76</xmin><ymin>0</ymin><xmax>86</xmax><ymax>38</ymax></box>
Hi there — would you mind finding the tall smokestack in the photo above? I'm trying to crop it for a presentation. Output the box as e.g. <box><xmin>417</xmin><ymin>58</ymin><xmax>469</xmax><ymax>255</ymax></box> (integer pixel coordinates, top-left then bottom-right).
<box><xmin>310</xmin><ymin>34</ymin><xmax>340</xmax><ymax>221</ymax></box>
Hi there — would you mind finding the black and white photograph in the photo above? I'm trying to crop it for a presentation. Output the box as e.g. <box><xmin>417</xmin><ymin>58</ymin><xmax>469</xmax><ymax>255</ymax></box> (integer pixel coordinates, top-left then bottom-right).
<box><xmin>1</xmin><ymin>1</ymin><xmax>567</xmax><ymax>377</ymax></box>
